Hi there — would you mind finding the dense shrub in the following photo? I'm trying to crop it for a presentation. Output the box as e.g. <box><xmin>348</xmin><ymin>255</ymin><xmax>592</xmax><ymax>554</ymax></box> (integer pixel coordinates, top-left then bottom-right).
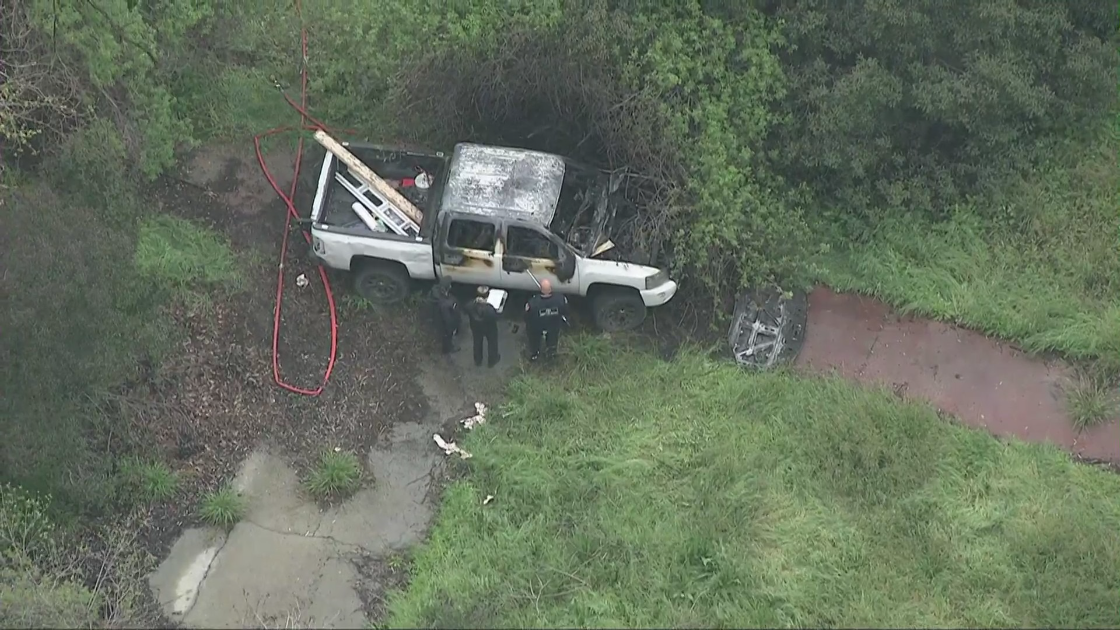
<box><xmin>388</xmin><ymin>1</ymin><xmax>816</xmax><ymax>296</ymax></box>
<box><xmin>0</xmin><ymin>484</ymin><xmax>101</xmax><ymax>629</ymax></box>
<box><xmin>5</xmin><ymin>0</ymin><xmax>1113</xmax><ymax>291</ymax></box>
<box><xmin>757</xmin><ymin>0</ymin><xmax>1118</xmax><ymax>224</ymax></box>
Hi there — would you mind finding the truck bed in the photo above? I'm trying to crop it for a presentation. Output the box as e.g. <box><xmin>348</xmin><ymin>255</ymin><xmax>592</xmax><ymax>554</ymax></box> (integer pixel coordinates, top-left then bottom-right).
<box><xmin>314</xmin><ymin>142</ymin><xmax>449</xmax><ymax>239</ymax></box>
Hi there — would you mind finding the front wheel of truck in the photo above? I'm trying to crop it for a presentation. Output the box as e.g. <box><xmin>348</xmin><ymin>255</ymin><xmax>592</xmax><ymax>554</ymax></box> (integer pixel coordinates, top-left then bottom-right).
<box><xmin>591</xmin><ymin>288</ymin><xmax>647</xmax><ymax>332</ymax></box>
<box><xmin>352</xmin><ymin>260</ymin><xmax>411</xmax><ymax>304</ymax></box>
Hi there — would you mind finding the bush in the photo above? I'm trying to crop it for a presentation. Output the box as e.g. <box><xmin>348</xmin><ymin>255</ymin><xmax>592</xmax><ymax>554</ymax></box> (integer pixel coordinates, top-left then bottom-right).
<box><xmin>306</xmin><ymin>450</ymin><xmax>364</xmax><ymax>500</ymax></box>
<box><xmin>763</xmin><ymin>0</ymin><xmax>1118</xmax><ymax>224</ymax></box>
<box><xmin>0</xmin><ymin>562</ymin><xmax>101</xmax><ymax>629</ymax></box>
<box><xmin>0</xmin><ymin>3</ymin><xmax>84</xmax><ymax>168</ymax></box>
<box><xmin>816</xmin><ymin>133</ymin><xmax>1120</xmax><ymax>373</ymax></box>
<box><xmin>391</xmin><ymin>1</ymin><xmax>816</xmax><ymax>298</ymax></box>
<box><xmin>0</xmin><ymin>484</ymin><xmax>101</xmax><ymax>629</ymax></box>
<box><xmin>0</xmin><ymin>484</ymin><xmax>55</xmax><ymax>560</ymax></box>
<box><xmin>199</xmin><ymin>486</ymin><xmax>245</xmax><ymax>527</ymax></box>
<box><xmin>22</xmin><ymin>0</ymin><xmax>214</xmax><ymax>178</ymax></box>
<box><xmin>0</xmin><ymin>184</ymin><xmax>171</xmax><ymax>516</ymax></box>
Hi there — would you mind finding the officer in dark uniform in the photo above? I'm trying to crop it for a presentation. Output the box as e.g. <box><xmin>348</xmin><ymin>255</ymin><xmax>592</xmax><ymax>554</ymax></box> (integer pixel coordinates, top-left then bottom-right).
<box><xmin>431</xmin><ymin>277</ymin><xmax>460</xmax><ymax>354</ymax></box>
<box><xmin>524</xmin><ymin>278</ymin><xmax>569</xmax><ymax>361</ymax></box>
<box><xmin>466</xmin><ymin>286</ymin><xmax>501</xmax><ymax>368</ymax></box>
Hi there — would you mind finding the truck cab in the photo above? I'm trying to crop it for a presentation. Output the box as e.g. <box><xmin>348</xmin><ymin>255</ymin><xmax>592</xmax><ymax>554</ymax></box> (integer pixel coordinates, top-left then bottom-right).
<box><xmin>307</xmin><ymin>140</ymin><xmax>678</xmax><ymax>331</ymax></box>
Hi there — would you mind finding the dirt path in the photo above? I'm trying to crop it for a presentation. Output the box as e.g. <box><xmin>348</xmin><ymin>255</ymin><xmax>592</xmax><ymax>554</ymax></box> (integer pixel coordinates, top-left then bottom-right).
<box><xmin>796</xmin><ymin>287</ymin><xmax>1120</xmax><ymax>463</ymax></box>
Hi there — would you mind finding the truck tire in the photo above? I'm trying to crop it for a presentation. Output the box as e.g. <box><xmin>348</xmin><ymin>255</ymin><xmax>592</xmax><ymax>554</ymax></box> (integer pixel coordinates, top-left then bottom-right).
<box><xmin>592</xmin><ymin>288</ymin><xmax>647</xmax><ymax>332</ymax></box>
<box><xmin>352</xmin><ymin>260</ymin><xmax>411</xmax><ymax>304</ymax></box>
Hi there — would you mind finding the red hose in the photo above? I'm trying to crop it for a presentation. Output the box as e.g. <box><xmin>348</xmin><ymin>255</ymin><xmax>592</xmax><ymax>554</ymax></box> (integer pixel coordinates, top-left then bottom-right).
<box><xmin>253</xmin><ymin>1</ymin><xmax>340</xmax><ymax>397</ymax></box>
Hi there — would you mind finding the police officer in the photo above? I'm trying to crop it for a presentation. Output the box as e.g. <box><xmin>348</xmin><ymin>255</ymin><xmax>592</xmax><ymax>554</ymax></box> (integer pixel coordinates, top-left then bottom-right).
<box><xmin>431</xmin><ymin>277</ymin><xmax>460</xmax><ymax>354</ymax></box>
<box><xmin>467</xmin><ymin>286</ymin><xmax>501</xmax><ymax>368</ymax></box>
<box><xmin>525</xmin><ymin>278</ymin><xmax>569</xmax><ymax>361</ymax></box>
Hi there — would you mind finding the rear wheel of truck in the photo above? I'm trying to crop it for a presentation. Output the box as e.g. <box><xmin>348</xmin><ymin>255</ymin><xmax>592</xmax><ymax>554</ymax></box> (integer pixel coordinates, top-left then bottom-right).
<box><xmin>592</xmin><ymin>288</ymin><xmax>647</xmax><ymax>332</ymax></box>
<box><xmin>352</xmin><ymin>260</ymin><xmax>411</xmax><ymax>304</ymax></box>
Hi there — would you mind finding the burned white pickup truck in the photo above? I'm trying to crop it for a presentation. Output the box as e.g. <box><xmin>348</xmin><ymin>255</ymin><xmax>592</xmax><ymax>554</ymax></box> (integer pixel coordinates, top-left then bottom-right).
<box><xmin>305</xmin><ymin>132</ymin><xmax>678</xmax><ymax>331</ymax></box>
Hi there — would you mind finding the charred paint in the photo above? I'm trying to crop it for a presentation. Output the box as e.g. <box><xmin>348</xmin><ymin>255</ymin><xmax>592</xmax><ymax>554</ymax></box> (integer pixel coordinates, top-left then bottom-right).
<box><xmin>515</xmin><ymin>257</ymin><xmax>575</xmax><ymax>283</ymax></box>
<box><xmin>531</xmin><ymin>260</ymin><xmax>558</xmax><ymax>275</ymax></box>
<box><xmin>441</xmin><ymin>144</ymin><xmax>565</xmax><ymax>225</ymax></box>
<box><xmin>461</xmin><ymin>252</ymin><xmax>495</xmax><ymax>268</ymax></box>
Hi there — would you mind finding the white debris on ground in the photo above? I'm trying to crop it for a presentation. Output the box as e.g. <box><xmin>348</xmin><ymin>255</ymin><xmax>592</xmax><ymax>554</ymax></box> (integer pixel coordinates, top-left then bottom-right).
<box><xmin>433</xmin><ymin>434</ymin><xmax>471</xmax><ymax>459</ymax></box>
<box><xmin>433</xmin><ymin>403</ymin><xmax>489</xmax><ymax>459</ymax></box>
<box><xmin>483</xmin><ymin>495</ymin><xmax>494</xmax><ymax>505</ymax></box>
<box><xmin>461</xmin><ymin>402</ymin><xmax>487</xmax><ymax>430</ymax></box>
<box><xmin>295</xmin><ymin>273</ymin><xmax>309</xmax><ymax>288</ymax></box>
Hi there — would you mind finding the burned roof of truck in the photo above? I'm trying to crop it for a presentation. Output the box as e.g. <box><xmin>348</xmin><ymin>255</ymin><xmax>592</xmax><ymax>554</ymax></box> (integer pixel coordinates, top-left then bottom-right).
<box><xmin>439</xmin><ymin>144</ymin><xmax>566</xmax><ymax>225</ymax></box>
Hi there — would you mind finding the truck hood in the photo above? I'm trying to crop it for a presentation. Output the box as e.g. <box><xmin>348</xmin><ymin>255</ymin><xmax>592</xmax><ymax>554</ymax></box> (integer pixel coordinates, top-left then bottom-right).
<box><xmin>578</xmin><ymin>256</ymin><xmax>663</xmax><ymax>291</ymax></box>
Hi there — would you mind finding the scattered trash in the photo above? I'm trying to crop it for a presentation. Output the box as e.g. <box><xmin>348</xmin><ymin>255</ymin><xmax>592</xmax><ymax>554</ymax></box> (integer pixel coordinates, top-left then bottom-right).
<box><xmin>295</xmin><ymin>274</ymin><xmax>309</xmax><ymax>288</ymax></box>
<box><xmin>333</xmin><ymin>446</ymin><xmax>341</xmax><ymax>452</ymax></box>
<box><xmin>433</xmin><ymin>433</ymin><xmax>471</xmax><ymax>459</ymax></box>
<box><xmin>461</xmin><ymin>402</ymin><xmax>488</xmax><ymax>430</ymax></box>
<box><xmin>483</xmin><ymin>495</ymin><xmax>494</xmax><ymax>505</ymax></box>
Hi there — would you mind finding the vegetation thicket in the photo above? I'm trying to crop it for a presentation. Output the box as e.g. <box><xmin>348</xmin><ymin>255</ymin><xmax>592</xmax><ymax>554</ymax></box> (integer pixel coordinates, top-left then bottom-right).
<box><xmin>0</xmin><ymin>0</ymin><xmax>1115</xmax><ymax>625</ymax></box>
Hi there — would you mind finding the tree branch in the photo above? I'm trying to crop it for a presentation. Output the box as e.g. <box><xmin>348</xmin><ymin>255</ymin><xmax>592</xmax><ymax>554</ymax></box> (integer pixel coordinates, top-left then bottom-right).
<box><xmin>79</xmin><ymin>0</ymin><xmax>159</xmax><ymax>67</ymax></box>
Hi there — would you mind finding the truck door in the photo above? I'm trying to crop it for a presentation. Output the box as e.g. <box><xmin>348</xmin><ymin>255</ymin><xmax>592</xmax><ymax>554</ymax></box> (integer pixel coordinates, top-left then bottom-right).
<box><xmin>433</xmin><ymin>213</ymin><xmax>502</xmax><ymax>288</ymax></box>
<box><xmin>499</xmin><ymin>222</ymin><xmax>578</xmax><ymax>293</ymax></box>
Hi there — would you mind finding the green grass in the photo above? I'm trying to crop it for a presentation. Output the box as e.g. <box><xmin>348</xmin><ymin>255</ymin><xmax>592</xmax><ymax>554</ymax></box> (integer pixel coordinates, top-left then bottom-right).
<box><xmin>817</xmin><ymin>135</ymin><xmax>1120</xmax><ymax>376</ymax></box>
<box><xmin>116</xmin><ymin>458</ymin><xmax>180</xmax><ymax>504</ymax></box>
<box><xmin>0</xmin><ymin>184</ymin><xmax>173</xmax><ymax>515</ymax></box>
<box><xmin>1065</xmin><ymin>375</ymin><xmax>1120</xmax><ymax>430</ymax></box>
<box><xmin>175</xmin><ymin>65</ymin><xmax>299</xmax><ymax>141</ymax></box>
<box><xmin>389</xmin><ymin>337</ymin><xmax>1120</xmax><ymax>628</ymax></box>
<box><xmin>134</xmin><ymin>215</ymin><xmax>241</xmax><ymax>291</ymax></box>
<box><xmin>305</xmin><ymin>450</ymin><xmax>364</xmax><ymax>499</ymax></box>
<box><xmin>199</xmin><ymin>486</ymin><xmax>246</xmax><ymax>527</ymax></box>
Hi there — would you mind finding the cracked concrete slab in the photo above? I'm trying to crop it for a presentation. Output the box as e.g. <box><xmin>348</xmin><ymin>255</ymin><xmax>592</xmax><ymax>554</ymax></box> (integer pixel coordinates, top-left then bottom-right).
<box><xmin>148</xmin><ymin>321</ymin><xmax>528</xmax><ymax>628</ymax></box>
<box><xmin>315</xmin><ymin>420</ymin><xmax>440</xmax><ymax>550</ymax></box>
<box><xmin>149</xmin><ymin>527</ymin><xmax>227</xmax><ymax>622</ymax></box>
<box><xmin>146</xmin><ymin>306</ymin><xmax>534</xmax><ymax>628</ymax></box>
<box><xmin>185</xmin><ymin>522</ymin><xmax>333</xmax><ymax>628</ymax></box>
<box><xmin>151</xmin><ymin>445</ymin><xmax>411</xmax><ymax>628</ymax></box>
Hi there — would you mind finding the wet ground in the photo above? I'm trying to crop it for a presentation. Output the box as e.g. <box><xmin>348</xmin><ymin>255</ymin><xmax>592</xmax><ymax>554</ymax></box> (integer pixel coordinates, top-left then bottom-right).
<box><xmin>148</xmin><ymin>285</ymin><xmax>528</xmax><ymax>626</ymax></box>
<box><xmin>139</xmin><ymin>142</ymin><xmax>1117</xmax><ymax>627</ymax></box>
<box><xmin>797</xmin><ymin>287</ymin><xmax>1120</xmax><ymax>462</ymax></box>
<box><xmin>137</xmin><ymin>141</ymin><xmax>530</xmax><ymax>626</ymax></box>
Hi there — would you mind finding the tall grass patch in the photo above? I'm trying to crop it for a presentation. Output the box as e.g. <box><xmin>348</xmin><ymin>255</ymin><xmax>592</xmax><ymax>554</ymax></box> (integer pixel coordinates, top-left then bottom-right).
<box><xmin>305</xmin><ymin>450</ymin><xmax>364</xmax><ymax>500</ymax></box>
<box><xmin>199</xmin><ymin>486</ymin><xmax>245</xmax><ymax>528</ymax></box>
<box><xmin>389</xmin><ymin>338</ymin><xmax>1120</xmax><ymax>628</ymax></box>
<box><xmin>819</xmin><ymin>134</ymin><xmax>1120</xmax><ymax>375</ymax></box>
<box><xmin>135</xmin><ymin>215</ymin><xmax>241</xmax><ymax>292</ymax></box>
<box><xmin>116</xmin><ymin>458</ymin><xmax>180</xmax><ymax>505</ymax></box>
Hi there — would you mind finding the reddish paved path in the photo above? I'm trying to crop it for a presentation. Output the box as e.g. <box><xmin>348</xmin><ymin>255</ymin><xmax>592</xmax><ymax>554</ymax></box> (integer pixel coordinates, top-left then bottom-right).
<box><xmin>796</xmin><ymin>287</ymin><xmax>1120</xmax><ymax>463</ymax></box>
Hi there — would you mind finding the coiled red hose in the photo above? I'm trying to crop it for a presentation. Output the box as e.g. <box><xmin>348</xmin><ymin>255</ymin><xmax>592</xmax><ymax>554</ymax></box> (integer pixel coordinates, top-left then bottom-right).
<box><xmin>252</xmin><ymin>1</ymin><xmax>343</xmax><ymax>397</ymax></box>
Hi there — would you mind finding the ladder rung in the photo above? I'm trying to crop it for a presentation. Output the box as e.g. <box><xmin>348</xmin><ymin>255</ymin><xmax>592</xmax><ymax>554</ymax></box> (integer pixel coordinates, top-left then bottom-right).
<box><xmin>334</xmin><ymin>172</ymin><xmax>420</xmax><ymax>237</ymax></box>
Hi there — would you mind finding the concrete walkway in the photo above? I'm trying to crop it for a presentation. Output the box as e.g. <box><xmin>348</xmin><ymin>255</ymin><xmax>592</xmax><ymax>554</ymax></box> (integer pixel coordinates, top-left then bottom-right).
<box><xmin>796</xmin><ymin>287</ymin><xmax>1120</xmax><ymax>462</ymax></box>
<box><xmin>149</xmin><ymin>318</ymin><xmax>528</xmax><ymax>628</ymax></box>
